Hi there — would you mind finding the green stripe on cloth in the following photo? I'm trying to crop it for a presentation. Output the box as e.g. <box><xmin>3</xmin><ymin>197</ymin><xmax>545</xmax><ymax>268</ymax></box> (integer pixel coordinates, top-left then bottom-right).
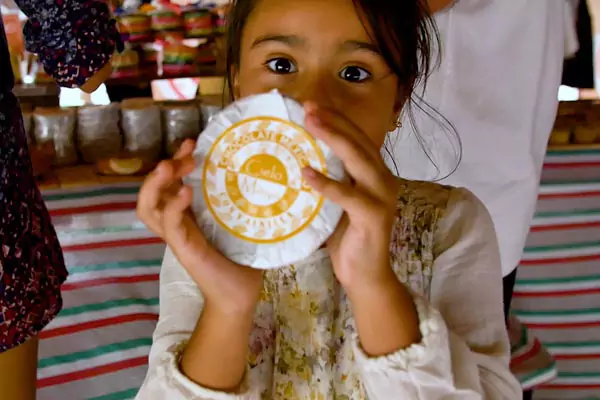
<box><xmin>43</xmin><ymin>186</ymin><xmax>140</xmax><ymax>202</ymax></box>
<box><xmin>39</xmin><ymin>338</ymin><xmax>152</xmax><ymax>369</ymax></box>
<box><xmin>519</xmin><ymin>362</ymin><xmax>558</xmax><ymax>384</ymax></box>
<box><xmin>69</xmin><ymin>260</ymin><xmax>162</xmax><ymax>275</ymax></box>
<box><xmin>547</xmin><ymin>148</ymin><xmax>600</xmax><ymax>156</ymax></box>
<box><xmin>558</xmin><ymin>372</ymin><xmax>600</xmax><ymax>378</ymax></box>
<box><xmin>535</xmin><ymin>209</ymin><xmax>600</xmax><ymax>219</ymax></box>
<box><xmin>515</xmin><ymin>308</ymin><xmax>600</xmax><ymax>317</ymax></box>
<box><xmin>524</xmin><ymin>240</ymin><xmax>600</xmax><ymax>253</ymax></box>
<box><xmin>59</xmin><ymin>225</ymin><xmax>146</xmax><ymax>237</ymax></box>
<box><xmin>88</xmin><ymin>388</ymin><xmax>140</xmax><ymax>400</ymax></box>
<box><xmin>59</xmin><ymin>298</ymin><xmax>159</xmax><ymax>317</ymax></box>
<box><xmin>517</xmin><ymin>274</ymin><xmax>600</xmax><ymax>285</ymax></box>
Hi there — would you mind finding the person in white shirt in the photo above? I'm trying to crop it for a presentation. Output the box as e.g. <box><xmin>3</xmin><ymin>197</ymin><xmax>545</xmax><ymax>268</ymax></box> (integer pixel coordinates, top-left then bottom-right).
<box><xmin>392</xmin><ymin>4</ymin><xmax>578</xmax><ymax>397</ymax></box>
<box><xmin>394</xmin><ymin>0</ymin><xmax>578</xmax><ymax>316</ymax></box>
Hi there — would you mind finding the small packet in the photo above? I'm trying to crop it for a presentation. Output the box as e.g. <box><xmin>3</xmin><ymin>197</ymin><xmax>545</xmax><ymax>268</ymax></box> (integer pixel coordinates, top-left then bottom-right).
<box><xmin>186</xmin><ymin>90</ymin><xmax>345</xmax><ymax>269</ymax></box>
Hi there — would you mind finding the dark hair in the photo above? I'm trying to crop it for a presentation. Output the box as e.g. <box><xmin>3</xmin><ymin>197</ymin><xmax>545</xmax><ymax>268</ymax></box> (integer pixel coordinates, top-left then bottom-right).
<box><xmin>225</xmin><ymin>0</ymin><xmax>436</xmax><ymax>103</ymax></box>
<box><xmin>224</xmin><ymin>0</ymin><xmax>461</xmax><ymax>180</ymax></box>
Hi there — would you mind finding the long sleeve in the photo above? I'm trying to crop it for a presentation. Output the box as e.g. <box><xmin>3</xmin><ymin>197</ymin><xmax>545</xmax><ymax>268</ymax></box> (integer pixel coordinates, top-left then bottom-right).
<box><xmin>135</xmin><ymin>247</ymin><xmax>257</xmax><ymax>399</ymax></box>
<box><xmin>352</xmin><ymin>187</ymin><xmax>522</xmax><ymax>399</ymax></box>
<box><xmin>14</xmin><ymin>0</ymin><xmax>122</xmax><ymax>88</ymax></box>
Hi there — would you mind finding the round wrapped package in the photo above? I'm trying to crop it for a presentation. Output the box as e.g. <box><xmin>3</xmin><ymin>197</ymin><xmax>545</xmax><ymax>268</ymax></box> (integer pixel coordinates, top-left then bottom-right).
<box><xmin>186</xmin><ymin>90</ymin><xmax>345</xmax><ymax>269</ymax></box>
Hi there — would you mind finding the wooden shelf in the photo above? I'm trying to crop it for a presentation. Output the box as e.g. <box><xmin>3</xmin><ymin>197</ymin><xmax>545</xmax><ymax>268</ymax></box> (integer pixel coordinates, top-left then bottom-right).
<box><xmin>106</xmin><ymin>66</ymin><xmax>221</xmax><ymax>87</ymax></box>
<box><xmin>39</xmin><ymin>165</ymin><xmax>145</xmax><ymax>190</ymax></box>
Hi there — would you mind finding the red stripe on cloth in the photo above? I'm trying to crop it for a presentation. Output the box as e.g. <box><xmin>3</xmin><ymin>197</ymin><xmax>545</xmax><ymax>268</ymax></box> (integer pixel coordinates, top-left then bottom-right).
<box><xmin>61</xmin><ymin>237</ymin><xmax>163</xmax><ymax>252</ymax></box>
<box><xmin>49</xmin><ymin>202</ymin><xmax>138</xmax><ymax>217</ymax></box>
<box><xmin>543</xmin><ymin>162</ymin><xmax>600</xmax><ymax>169</ymax></box>
<box><xmin>514</xmin><ymin>287</ymin><xmax>600</xmax><ymax>298</ymax></box>
<box><xmin>531</xmin><ymin>221</ymin><xmax>600</xmax><ymax>232</ymax></box>
<box><xmin>521</xmin><ymin>254</ymin><xmax>600</xmax><ymax>266</ymax></box>
<box><xmin>37</xmin><ymin>356</ymin><xmax>148</xmax><ymax>388</ymax></box>
<box><xmin>540</xmin><ymin>383</ymin><xmax>600</xmax><ymax>390</ymax></box>
<box><xmin>510</xmin><ymin>339</ymin><xmax>542</xmax><ymax>368</ymax></box>
<box><xmin>539</xmin><ymin>191</ymin><xmax>600</xmax><ymax>200</ymax></box>
<box><xmin>554</xmin><ymin>353</ymin><xmax>600</xmax><ymax>360</ymax></box>
<box><xmin>524</xmin><ymin>321</ymin><xmax>600</xmax><ymax>329</ymax></box>
<box><xmin>40</xmin><ymin>313</ymin><xmax>158</xmax><ymax>339</ymax></box>
<box><xmin>62</xmin><ymin>274</ymin><xmax>160</xmax><ymax>291</ymax></box>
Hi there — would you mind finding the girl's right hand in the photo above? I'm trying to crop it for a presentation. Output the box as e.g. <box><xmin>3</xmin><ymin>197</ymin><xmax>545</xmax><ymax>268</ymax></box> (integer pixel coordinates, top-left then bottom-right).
<box><xmin>136</xmin><ymin>140</ymin><xmax>263</xmax><ymax>315</ymax></box>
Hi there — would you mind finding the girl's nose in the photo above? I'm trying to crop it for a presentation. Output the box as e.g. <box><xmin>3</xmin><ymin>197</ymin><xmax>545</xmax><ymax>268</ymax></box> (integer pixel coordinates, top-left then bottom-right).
<box><xmin>286</xmin><ymin>75</ymin><xmax>335</xmax><ymax>111</ymax></box>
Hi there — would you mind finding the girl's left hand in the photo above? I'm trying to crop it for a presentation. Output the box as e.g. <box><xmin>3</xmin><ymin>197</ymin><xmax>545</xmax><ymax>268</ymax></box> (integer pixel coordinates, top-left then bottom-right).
<box><xmin>302</xmin><ymin>104</ymin><xmax>399</xmax><ymax>291</ymax></box>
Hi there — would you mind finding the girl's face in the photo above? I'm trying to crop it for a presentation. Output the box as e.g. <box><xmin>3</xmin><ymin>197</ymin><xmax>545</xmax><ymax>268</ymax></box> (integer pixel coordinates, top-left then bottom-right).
<box><xmin>234</xmin><ymin>0</ymin><xmax>401</xmax><ymax>149</ymax></box>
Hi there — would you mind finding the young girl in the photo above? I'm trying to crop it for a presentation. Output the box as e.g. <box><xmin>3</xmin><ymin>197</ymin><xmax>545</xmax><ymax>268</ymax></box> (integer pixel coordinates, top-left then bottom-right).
<box><xmin>135</xmin><ymin>0</ymin><xmax>521</xmax><ymax>398</ymax></box>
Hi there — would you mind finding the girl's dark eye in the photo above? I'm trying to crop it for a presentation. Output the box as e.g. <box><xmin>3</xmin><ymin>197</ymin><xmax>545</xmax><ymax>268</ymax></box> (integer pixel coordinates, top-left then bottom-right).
<box><xmin>266</xmin><ymin>58</ymin><xmax>297</xmax><ymax>74</ymax></box>
<box><xmin>339</xmin><ymin>66</ymin><xmax>371</xmax><ymax>82</ymax></box>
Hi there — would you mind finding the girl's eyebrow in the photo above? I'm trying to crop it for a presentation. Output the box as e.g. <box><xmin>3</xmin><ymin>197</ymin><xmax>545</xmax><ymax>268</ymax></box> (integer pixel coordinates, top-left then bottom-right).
<box><xmin>341</xmin><ymin>40</ymin><xmax>381</xmax><ymax>56</ymax></box>
<box><xmin>252</xmin><ymin>34</ymin><xmax>306</xmax><ymax>48</ymax></box>
<box><xmin>251</xmin><ymin>34</ymin><xmax>380</xmax><ymax>57</ymax></box>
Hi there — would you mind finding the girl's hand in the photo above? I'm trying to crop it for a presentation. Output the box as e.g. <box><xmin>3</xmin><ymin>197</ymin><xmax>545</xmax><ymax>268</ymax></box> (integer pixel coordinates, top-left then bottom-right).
<box><xmin>302</xmin><ymin>104</ymin><xmax>399</xmax><ymax>291</ymax></box>
<box><xmin>80</xmin><ymin>60</ymin><xmax>112</xmax><ymax>93</ymax></box>
<box><xmin>136</xmin><ymin>140</ymin><xmax>263</xmax><ymax>315</ymax></box>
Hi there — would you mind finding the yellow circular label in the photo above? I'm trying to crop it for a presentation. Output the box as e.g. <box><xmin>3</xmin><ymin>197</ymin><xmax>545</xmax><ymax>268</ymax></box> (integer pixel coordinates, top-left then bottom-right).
<box><xmin>203</xmin><ymin>117</ymin><xmax>326</xmax><ymax>243</ymax></box>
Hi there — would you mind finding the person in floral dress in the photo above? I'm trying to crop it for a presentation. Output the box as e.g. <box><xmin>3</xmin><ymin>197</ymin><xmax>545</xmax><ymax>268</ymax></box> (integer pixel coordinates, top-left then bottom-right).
<box><xmin>0</xmin><ymin>1</ymin><xmax>119</xmax><ymax>398</ymax></box>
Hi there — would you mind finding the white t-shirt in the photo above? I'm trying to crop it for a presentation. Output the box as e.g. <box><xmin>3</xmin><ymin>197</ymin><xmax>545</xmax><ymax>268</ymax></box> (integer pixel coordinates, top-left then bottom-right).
<box><xmin>392</xmin><ymin>0</ymin><xmax>579</xmax><ymax>277</ymax></box>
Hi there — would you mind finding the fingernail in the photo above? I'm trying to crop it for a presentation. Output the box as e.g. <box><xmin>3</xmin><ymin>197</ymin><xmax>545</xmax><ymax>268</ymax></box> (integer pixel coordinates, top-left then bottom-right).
<box><xmin>306</xmin><ymin>114</ymin><xmax>322</xmax><ymax>128</ymax></box>
<box><xmin>304</xmin><ymin>102</ymin><xmax>318</xmax><ymax>114</ymax></box>
<box><xmin>302</xmin><ymin>167</ymin><xmax>317</xmax><ymax>179</ymax></box>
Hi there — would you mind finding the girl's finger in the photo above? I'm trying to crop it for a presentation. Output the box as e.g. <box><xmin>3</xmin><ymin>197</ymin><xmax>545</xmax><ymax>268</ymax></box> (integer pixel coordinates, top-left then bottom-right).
<box><xmin>305</xmin><ymin>113</ymin><xmax>388</xmax><ymax>195</ymax></box>
<box><xmin>305</xmin><ymin>103</ymin><xmax>381</xmax><ymax>161</ymax></box>
<box><xmin>138</xmin><ymin>156</ymin><xmax>194</xmax><ymax>212</ymax></box>
<box><xmin>174</xmin><ymin>139</ymin><xmax>196</xmax><ymax>160</ymax></box>
<box><xmin>162</xmin><ymin>185</ymin><xmax>194</xmax><ymax>243</ymax></box>
<box><xmin>168</xmin><ymin>152</ymin><xmax>196</xmax><ymax>178</ymax></box>
<box><xmin>137</xmin><ymin>161</ymin><xmax>180</xmax><ymax>229</ymax></box>
<box><xmin>303</xmin><ymin>167</ymin><xmax>369</xmax><ymax>215</ymax></box>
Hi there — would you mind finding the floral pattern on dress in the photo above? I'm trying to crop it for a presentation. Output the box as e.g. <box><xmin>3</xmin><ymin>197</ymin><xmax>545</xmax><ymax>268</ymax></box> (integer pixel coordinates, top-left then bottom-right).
<box><xmin>240</xmin><ymin>180</ymin><xmax>452</xmax><ymax>399</ymax></box>
<box><xmin>16</xmin><ymin>0</ymin><xmax>122</xmax><ymax>88</ymax></box>
<box><xmin>0</xmin><ymin>0</ymin><xmax>118</xmax><ymax>352</ymax></box>
<box><xmin>0</xmin><ymin>92</ymin><xmax>67</xmax><ymax>352</ymax></box>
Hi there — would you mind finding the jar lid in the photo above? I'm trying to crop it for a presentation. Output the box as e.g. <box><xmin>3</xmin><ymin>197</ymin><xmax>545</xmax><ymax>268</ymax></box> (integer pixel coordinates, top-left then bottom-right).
<box><xmin>187</xmin><ymin>90</ymin><xmax>345</xmax><ymax>269</ymax></box>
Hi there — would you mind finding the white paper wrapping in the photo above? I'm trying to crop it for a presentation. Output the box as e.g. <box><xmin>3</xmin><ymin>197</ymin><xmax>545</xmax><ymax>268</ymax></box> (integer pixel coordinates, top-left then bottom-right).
<box><xmin>186</xmin><ymin>90</ymin><xmax>345</xmax><ymax>269</ymax></box>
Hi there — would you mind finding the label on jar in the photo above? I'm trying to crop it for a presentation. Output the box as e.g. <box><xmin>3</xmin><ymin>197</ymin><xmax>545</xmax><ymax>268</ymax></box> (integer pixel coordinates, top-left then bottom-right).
<box><xmin>203</xmin><ymin>117</ymin><xmax>326</xmax><ymax>243</ymax></box>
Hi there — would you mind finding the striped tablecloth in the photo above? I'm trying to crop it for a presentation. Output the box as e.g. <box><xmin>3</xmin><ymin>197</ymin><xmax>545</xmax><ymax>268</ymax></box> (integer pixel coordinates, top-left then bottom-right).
<box><xmin>34</xmin><ymin>148</ymin><xmax>600</xmax><ymax>399</ymax></box>
<box><xmin>513</xmin><ymin>147</ymin><xmax>600</xmax><ymax>399</ymax></box>
<box><xmin>38</xmin><ymin>183</ymin><xmax>164</xmax><ymax>400</ymax></box>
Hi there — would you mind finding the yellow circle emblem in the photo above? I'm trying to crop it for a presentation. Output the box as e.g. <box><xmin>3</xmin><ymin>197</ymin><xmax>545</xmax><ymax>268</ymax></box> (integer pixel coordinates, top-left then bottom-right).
<box><xmin>202</xmin><ymin>117</ymin><xmax>326</xmax><ymax>243</ymax></box>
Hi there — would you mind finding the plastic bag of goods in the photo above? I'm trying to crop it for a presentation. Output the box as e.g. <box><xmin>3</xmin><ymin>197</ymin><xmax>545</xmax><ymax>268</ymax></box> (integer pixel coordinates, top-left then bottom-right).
<box><xmin>121</xmin><ymin>98</ymin><xmax>162</xmax><ymax>161</ymax></box>
<box><xmin>77</xmin><ymin>103</ymin><xmax>123</xmax><ymax>163</ymax></box>
<box><xmin>33</xmin><ymin>107</ymin><xmax>78</xmax><ymax>166</ymax></box>
<box><xmin>162</xmin><ymin>101</ymin><xmax>201</xmax><ymax>156</ymax></box>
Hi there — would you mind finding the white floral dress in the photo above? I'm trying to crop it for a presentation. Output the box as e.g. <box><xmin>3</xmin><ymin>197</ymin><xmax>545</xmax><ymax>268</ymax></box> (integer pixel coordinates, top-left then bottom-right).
<box><xmin>136</xmin><ymin>180</ymin><xmax>521</xmax><ymax>399</ymax></box>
